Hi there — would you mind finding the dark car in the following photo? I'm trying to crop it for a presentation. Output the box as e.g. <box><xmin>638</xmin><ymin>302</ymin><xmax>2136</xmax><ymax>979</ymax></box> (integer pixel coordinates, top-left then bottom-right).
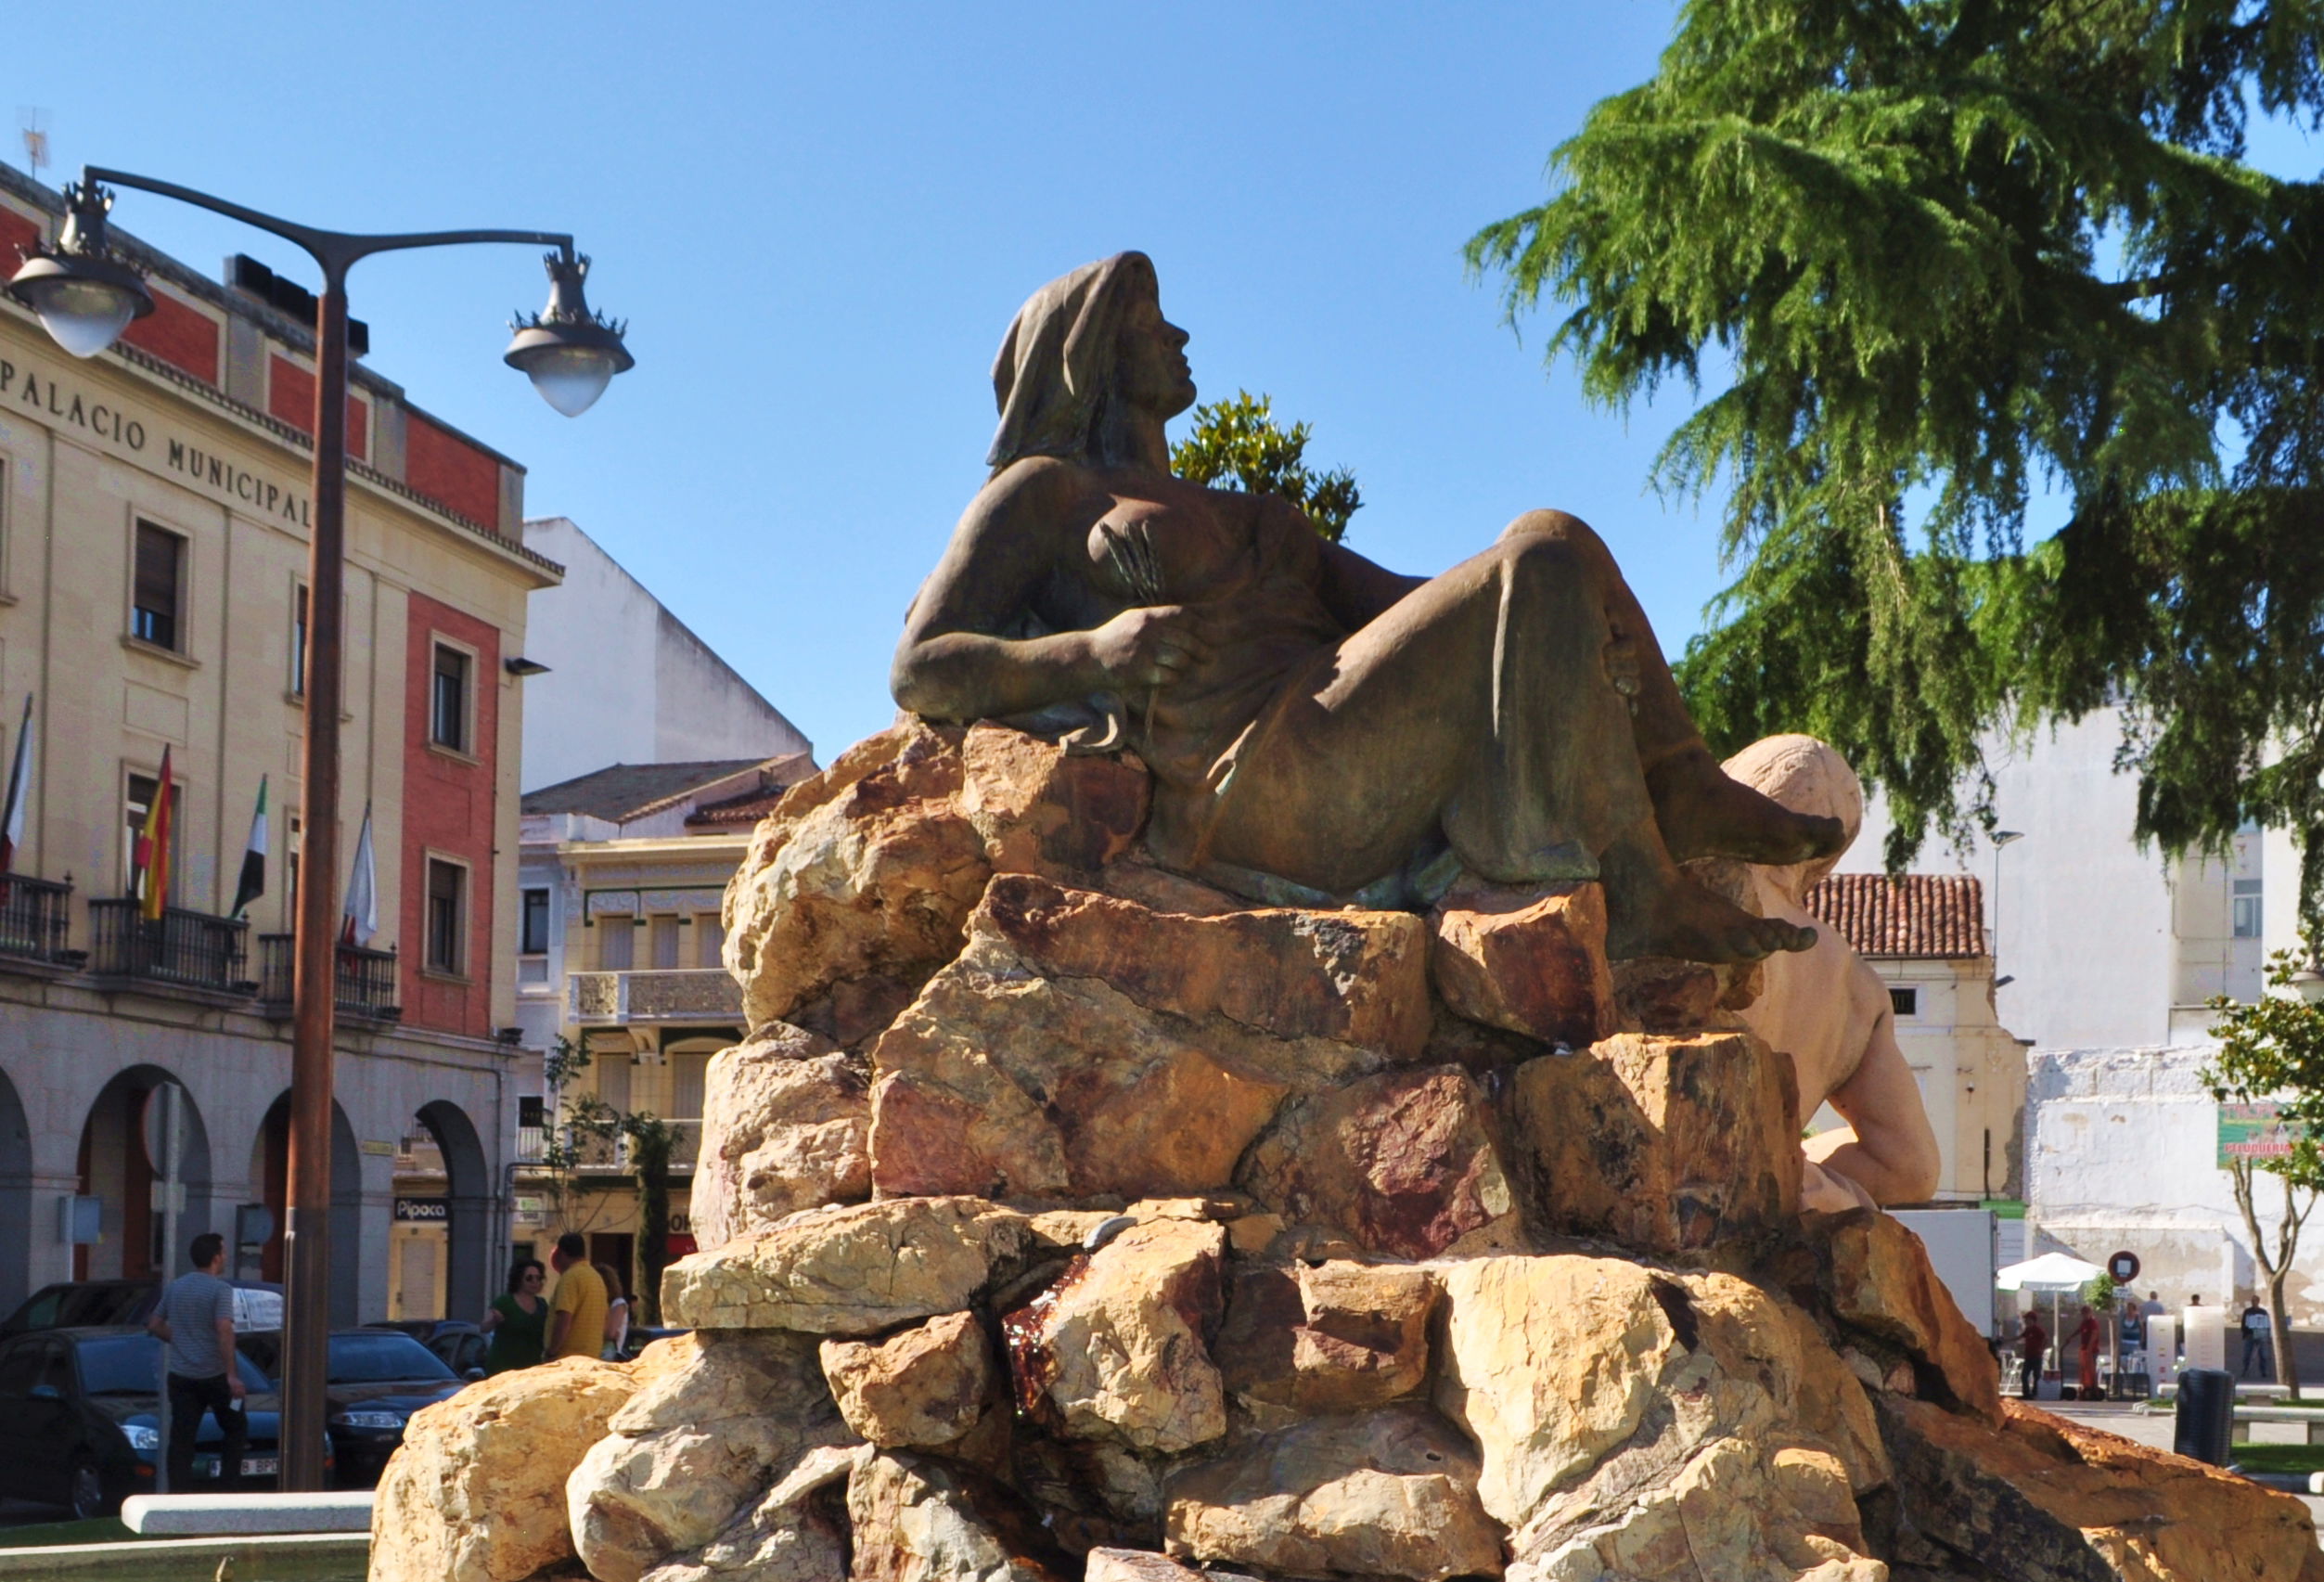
<box><xmin>2</xmin><ymin>1278</ymin><xmax>285</xmax><ymax>1338</ymax></box>
<box><xmin>241</xmin><ymin>1328</ymin><xmax>463</xmax><ymax>1486</ymax></box>
<box><xmin>0</xmin><ymin>1327</ymin><xmax>281</xmax><ymax>1518</ymax></box>
<box><xmin>365</xmin><ymin>1318</ymin><xmax>488</xmax><ymax>1378</ymax></box>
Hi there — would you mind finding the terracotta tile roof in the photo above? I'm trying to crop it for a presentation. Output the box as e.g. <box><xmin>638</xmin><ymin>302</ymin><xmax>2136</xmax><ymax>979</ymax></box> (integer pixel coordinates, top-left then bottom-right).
<box><xmin>521</xmin><ymin>760</ymin><xmax>766</xmax><ymax>823</ymax></box>
<box><xmin>685</xmin><ymin>787</ymin><xmax>790</xmax><ymax>828</ymax></box>
<box><xmin>1804</xmin><ymin>873</ymin><xmax>1987</xmax><ymax>958</ymax></box>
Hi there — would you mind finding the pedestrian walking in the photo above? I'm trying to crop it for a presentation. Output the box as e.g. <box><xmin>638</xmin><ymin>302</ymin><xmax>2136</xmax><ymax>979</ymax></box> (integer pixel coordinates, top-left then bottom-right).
<box><xmin>597</xmin><ymin>1262</ymin><xmax>629</xmax><ymax>1360</ymax></box>
<box><xmin>546</xmin><ymin>1233</ymin><xmax>608</xmax><ymax>1362</ymax></box>
<box><xmin>2018</xmin><ymin>1312</ymin><xmax>2048</xmax><ymax>1400</ymax></box>
<box><xmin>2241</xmin><ymin>1298</ymin><xmax>2275</xmax><ymax>1381</ymax></box>
<box><xmin>480</xmin><ymin>1259</ymin><xmax>548</xmax><ymax>1374</ymax></box>
<box><xmin>146</xmin><ymin>1232</ymin><xmax>248</xmax><ymax>1491</ymax></box>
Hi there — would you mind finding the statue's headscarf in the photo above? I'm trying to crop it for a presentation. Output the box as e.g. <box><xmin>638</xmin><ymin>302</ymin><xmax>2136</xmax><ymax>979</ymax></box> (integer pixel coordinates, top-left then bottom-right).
<box><xmin>1722</xmin><ymin>734</ymin><xmax>1864</xmax><ymax>896</ymax></box>
<box><xmin>986</xmin><ymin>251</ymin><xmax>1158</xmax><ymax>472</ymax></box>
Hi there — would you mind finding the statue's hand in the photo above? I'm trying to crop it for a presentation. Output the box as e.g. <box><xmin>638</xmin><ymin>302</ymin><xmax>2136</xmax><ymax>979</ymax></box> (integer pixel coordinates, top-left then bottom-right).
<box><xmin>1085</xmin><ymin>605</ymin><xmax>1213</xmax><ymax>691</ymax></box>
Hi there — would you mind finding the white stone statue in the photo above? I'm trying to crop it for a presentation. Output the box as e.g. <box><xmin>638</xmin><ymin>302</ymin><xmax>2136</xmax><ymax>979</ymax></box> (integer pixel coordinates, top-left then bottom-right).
<box><xmin>1725</xmin><ymin>735</ymin><xmax>1943</xmax><ymax>1214</ymax></box>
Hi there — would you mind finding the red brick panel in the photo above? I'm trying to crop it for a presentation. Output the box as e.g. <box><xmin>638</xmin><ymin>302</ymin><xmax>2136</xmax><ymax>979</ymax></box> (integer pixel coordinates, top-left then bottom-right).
<box><xmin>122</xmin><ymin>290</ymin><xmax>222</xmax><ymax>386</ymax></box>
<box><xmin>267</xmin><ymin>355</ymin><xmax>369</xmax><ymax>460</ymax></box>
<box><xmin>399</xmin><ymin>591</ymin><xmax>501</xmax><ymax>1039</ymax></box>
<box><xmin>0</xmin><ymin>205</ymin><xmax>42</xmax><ymax>265</ymax></box>
<box><xmin>404</xmin><ymin>415</ymin><xmax>502</xmax><ymax>531</ymax></box>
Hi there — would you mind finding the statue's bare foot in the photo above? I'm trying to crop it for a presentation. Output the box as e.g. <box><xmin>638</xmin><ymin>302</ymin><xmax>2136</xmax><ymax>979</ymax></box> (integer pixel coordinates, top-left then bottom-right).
<box><xmin>1649</xmin><ymin>746</ymin><xmax>1848</xmax><ymax>865</ymax></box>
<box><xmin>1602</xmin><ymin>827</ymin><xmax>1817</xmax><ymax>963</ymax></box>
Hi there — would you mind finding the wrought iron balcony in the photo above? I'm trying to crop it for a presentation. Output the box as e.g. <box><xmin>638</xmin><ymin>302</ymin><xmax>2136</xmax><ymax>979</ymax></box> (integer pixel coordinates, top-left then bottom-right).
<box><xmin>565</xmin><ymin>1117</ymin><xmax>702</xmax><ymax>1172</ymax></box>
<box><xmin>255</xmin><ymin>935</ymin><xmax>403</xmax><ymax>1022</ymax></box>
<box><xmin>0</xmin><ymin>873</ymin><xmax>83</xmax><ymax>971</ymax></box>
<box><xmin>567</xmin><ymin>968</ymin><xmax>741</xmax><ymax>1025</ymax></box>
<box><xmin>87</xmin><ymin>898</ymin><xmax>252</xmax><ymax>996</ymax></box>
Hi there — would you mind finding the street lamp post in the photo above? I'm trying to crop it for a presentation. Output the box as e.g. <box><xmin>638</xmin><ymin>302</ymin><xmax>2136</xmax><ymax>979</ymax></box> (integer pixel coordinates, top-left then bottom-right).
<box><xmin>8</xmin><ymin>170</ymin><xmax>632</xmax><ymax>1489</ymax></box>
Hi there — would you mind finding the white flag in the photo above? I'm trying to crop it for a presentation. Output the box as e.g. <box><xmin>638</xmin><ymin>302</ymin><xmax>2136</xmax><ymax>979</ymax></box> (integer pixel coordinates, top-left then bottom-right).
<box><xmin>340</xmin><ymin>803</ymin><xmax>377</xmax><ymax>947</ymax></box>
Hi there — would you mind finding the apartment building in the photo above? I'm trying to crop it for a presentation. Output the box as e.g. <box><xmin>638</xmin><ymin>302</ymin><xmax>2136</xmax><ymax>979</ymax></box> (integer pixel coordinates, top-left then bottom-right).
<box><xmin>0</xmin><ymin>161</ymin><xmax>555</xmax><ymax>1325</ymax></box>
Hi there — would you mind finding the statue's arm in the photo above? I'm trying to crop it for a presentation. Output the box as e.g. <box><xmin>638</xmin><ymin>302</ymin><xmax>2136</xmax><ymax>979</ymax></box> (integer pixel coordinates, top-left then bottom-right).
<box><xmin>1806</xmin><ymin>975</ymin><xmax>1943</xmax><ymax>1206</ymax></box>
<box><xmin>891</xmin><ymin>466</ymin><xmax>1111</xmax><ymax>721</ymax></box>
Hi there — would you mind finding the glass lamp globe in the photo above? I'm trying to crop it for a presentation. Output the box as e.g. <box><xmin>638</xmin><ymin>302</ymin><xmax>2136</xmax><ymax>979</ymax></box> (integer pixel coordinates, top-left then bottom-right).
<box><xmin>513</xmin><ymin>342</ymin><xmax>619</xmax><ymax>418</ymax></box>
<box><xmin>15</xmin><ymin>271</ymin><xmax>144</xmax><ymax>358</ymax></box>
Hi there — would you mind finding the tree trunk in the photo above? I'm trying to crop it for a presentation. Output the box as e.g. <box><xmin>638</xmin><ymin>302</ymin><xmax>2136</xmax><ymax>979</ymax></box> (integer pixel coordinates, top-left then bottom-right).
<box><xmin>2269</xmin><ymin>1265</ymin><xmax>2301</xmax><ymax>1397</ymax></box>
<box><xmin>637</xmin><ymin>1159</ymin><xmax>669</xmax><ymax>1327</ymax></box>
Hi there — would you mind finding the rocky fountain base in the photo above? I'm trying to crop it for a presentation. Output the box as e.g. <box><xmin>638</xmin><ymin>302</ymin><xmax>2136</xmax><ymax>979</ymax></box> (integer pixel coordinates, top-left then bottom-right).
<box><xmin>371</xmin><ymin>723</ymin><xmax>2323</xmax><ymax>1582</ymax></box>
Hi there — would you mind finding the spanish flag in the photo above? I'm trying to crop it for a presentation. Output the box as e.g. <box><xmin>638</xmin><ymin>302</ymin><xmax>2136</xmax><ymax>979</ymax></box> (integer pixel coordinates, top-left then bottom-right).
<box><xmin>135</xmin><ymin>746</ymin><xmax>173</xmax><ymax>921</ymax></box>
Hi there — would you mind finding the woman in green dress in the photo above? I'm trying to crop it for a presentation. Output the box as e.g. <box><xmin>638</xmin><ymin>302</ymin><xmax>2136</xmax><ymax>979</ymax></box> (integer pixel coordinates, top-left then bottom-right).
<box><xmin>480</xmin><ymin>1259</ymin><xmax>547</xmax><ymax>1374</ymax></box>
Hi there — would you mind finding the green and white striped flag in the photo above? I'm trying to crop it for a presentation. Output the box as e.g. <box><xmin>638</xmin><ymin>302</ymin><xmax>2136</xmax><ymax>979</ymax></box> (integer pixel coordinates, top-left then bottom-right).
<box><xmin>231</xmin><ymin>776</ymin><xmax>267</xmax><ymax>919</ymax></box>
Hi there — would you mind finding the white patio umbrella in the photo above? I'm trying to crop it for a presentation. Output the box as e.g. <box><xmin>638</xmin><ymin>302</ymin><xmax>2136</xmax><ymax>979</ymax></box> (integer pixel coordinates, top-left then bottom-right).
<box><xmin>1997</xmin><ymin>1252</ymin><xmax>2110</xmax><ymax>1391</ymax></box>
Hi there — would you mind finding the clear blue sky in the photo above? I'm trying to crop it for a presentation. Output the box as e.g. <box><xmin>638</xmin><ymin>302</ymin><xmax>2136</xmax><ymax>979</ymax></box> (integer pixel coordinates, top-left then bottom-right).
<box><xmin>11</xmin><ymin>6</ymin><xmax>2314</xmax><ymax>765</ymax></box>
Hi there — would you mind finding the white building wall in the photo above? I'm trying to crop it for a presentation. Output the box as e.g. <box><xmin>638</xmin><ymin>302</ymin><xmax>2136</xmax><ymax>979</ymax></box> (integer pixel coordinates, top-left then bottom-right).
<box><xmin>2021</xmin><ymin>1045</ymin><xmax>2324</xmax><ymax>1317</ymax></box>
<box><xmin>1842</xmin><ymin>708</ymin><xmax>2287</xmax><ymax>1052</ymax></box>
<box><xmin>519</xmin><ymin>517</ymin><xmax>812</xmax><ymax>791</ymax></box>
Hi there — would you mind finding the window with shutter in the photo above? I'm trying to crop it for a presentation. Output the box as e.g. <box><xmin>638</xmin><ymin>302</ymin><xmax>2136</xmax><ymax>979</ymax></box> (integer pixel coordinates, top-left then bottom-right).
<box><xmin>133</xmin><ymin>523</ymin><xmax>183</xmax><ymax>650</ymax></box>
<box><xmin>431</xmin><ymin>644</ymin><xmax>469</xmax><ymax>752</ymax></box>
<box><xmin>598</xmin><ymin>914</ymin><xmax>635</xmax><ymax>971</ymax></box>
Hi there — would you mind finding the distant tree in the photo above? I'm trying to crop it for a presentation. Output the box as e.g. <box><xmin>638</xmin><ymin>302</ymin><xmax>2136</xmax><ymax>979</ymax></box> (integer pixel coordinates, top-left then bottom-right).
<box><xmin>1172</xmin><ymin>390</ymin><xmax>1363</xmax><ymax>543</ymax></box>
<box><xmin>2204</xmin><ymin>953</ymin><xmax>2324</xmax><ymax>1396</ymax></box>
<box><xmin>621</xmin><ymin>1113</ymin><xmax>678</xmax><ymax>1327</ymax></box>
<box><xmin>1468</xmin><ymin>0</ymin><xmax>2324</xmax><ymax>912</ymax></box>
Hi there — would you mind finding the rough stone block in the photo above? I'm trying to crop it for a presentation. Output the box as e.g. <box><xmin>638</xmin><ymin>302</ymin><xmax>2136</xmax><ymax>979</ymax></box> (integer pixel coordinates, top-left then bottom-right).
<box><xmin>689</xmin><ymin>1024</ymin><xmax>868</xmax><ymax>1249</ymax></box>
<box><xmin>1429</xmin><ymin>879</ymin><xmax>1614</xmax><ymax>1048</ymax></box>
<box><xmin>1514</xmin><ymin>1030</ymin><xmax>1801</xmax><ymax>1254</ymax></box>
<box><xmin>1213</xmin><ymin>1261</ymin><xmax>1437</xmax><ymax>1413</ymax></box>
<box><xmin>1239</xmin><ymin>1065</ymin><xmax>1518</xmax><ymax>1261</ymax></box>
<box><xmin>960</xmin><ymin>723</ymin><xmax>1149</xmax><ymax>877</ymax></box>
<box><xmin>821</xmin><ymin>1311</ymin><xmax>997</xmax><ymax>1449</ymax></box>
<box><xmin>1810</xmin><ymin>1208</ymin><xmax>2003</xmax><ymax>1424</ymax></box>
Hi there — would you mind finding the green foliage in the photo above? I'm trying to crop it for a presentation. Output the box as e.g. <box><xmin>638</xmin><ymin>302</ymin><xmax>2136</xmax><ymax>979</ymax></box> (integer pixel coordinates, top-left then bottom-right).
<box><xmin>1470</xmin><ymin>0</ymin><xmax>2324</xmax><ymax>900</ymax></box>
<box><xmin>1171</xmin><ymin>391</ymin><xmax>1363</xmax><ymax>543</ymax></box>
<box><xmin>2206</xmin><ymin>955</ymin><xmax>2324</xmax><ymax>1189</ymax></box>
<box><xmin>2081</xmin><ymin>1272</ymin><xmax>2118</xmax><ymax>1309</ymax></box>
<box><xmin>620</xmin><ymin>1112</ymin><xmax>678</xmax><ymax>1325</ymax></box>
<box><xmin>2204</xmin><ymin>952</ymin><xmax>2324</xmax><ymax>1392</ymax></box>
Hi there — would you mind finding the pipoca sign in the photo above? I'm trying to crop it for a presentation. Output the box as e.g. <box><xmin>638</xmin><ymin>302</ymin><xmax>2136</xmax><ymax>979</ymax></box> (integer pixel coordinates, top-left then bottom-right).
<box><xmin>0</xmin><ymin>350</ymin><xmax>315</xmax><ymax>528</ymax></box>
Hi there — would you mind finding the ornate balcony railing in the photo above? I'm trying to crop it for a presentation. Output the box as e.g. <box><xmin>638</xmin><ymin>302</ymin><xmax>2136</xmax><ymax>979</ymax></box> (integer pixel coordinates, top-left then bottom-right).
<box><xmin>87</xmin><ymin>899</ymin><xmax>251</xmax><ymax>995</ymax></box>
<box><xmin>566</xmin><ymin>1117</ymin><xmax>701</xmax><ymax>1172</ymax></box>
<box><xmin>0</xmin><ymin>873</ymin><xmax>81</xmax><ymax>968</ymax></box>
<box><xmin>567</xmin><ymin>969</ymin><xmax>741</xmax><ymax>1024</ymax></box>
<box><xmin>255</xmin><ymin>935</ymin><xmax>402</xmax><ymax>1021</ymax></box>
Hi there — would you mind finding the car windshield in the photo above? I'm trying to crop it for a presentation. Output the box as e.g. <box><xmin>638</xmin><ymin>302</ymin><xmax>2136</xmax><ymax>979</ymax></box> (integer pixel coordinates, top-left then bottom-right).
<box><xmin>327</xmin><ymin>1331</ymin><xmax>456</xmax><ymax>1384</ymax></box>
<box><xmin>79</xmin><ymin>1335</ymin><xmax>270</xmax><ymax>1396</ymax></box>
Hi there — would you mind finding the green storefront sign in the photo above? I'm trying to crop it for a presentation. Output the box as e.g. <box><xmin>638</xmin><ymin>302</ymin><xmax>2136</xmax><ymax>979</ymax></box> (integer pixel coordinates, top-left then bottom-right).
<box><xmin>2219</xmin><ymin>1101</ymin><xmax>2306</xmax><ymax>1166</ymax></box>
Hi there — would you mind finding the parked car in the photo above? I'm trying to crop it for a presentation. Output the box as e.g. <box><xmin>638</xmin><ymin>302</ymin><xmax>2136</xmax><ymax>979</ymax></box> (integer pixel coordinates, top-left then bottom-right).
<box><xmin>0</xmin><ymin>1327</ymin><xmax>281</xmax><ymax>1518</ymax></box>
<box><xmin>240</xmin><ymin>1328</ymin><xmax>463</xmax><ymax>1486</ymax></box>
<box><xmin>364</xmin><ymin>1318</ymin><xmax>488</xmax><ymax>1378</ymax></box>
<box><xmin>618</xmin><ymin>1325</ymin><xmax>687</xmax><ymax>1362</ymax></box>
<box><xmin>2</xmin><ymin>1278</ymin><xmax>285</xmax><ymax>1338</ymax></box>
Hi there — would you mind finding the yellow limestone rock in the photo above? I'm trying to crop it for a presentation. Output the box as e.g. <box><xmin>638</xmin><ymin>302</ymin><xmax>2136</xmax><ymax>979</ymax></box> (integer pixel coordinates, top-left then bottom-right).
<box><xmin>370</xmin><ymin>1353</ymin><xmax>651</xmax><ymax>1582</ymax></box>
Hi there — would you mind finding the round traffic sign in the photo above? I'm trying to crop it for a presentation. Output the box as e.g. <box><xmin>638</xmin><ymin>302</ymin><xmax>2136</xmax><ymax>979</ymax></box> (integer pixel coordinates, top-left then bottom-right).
<box><xmin>2107</xmin><ymin>1250</ymin><xmax>2141</xmax><ymax>1283</ymax></box>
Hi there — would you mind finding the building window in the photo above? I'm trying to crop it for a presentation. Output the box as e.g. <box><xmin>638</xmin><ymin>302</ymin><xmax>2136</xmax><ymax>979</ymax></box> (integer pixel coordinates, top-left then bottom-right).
<box><xmin>697</xmin><ymin>912</ymin><xmax>725</xmax><ymax>970</ymax></box>
<box><xmin>425</xmin><ymin>858</ymin><xmax>465</xmax><ymax>974</ymax></box>
<box><xmin>290</xmin><ymin>585</ymin><xmax>308</xmax><ymax>696</ymax></box>
<box><xmin>672</xmin><ymin>1050</ymin><xmax>710</xmax><ymax>1120</ymax></box>
<box><xmin>2233</xmin><ymin>878</ymin><xmax>2264</xmax><ymax>940</ymax></box>
<box><xmin>430</xmin><ymin>644</ymin><xmax>469</xmax><ymax>752</ymax></box>
<box><xmin>650</xmin><ymin>915</ymin><xmax>681</xmax><ymax>971</ymax></box>
<box><xmin>133</xmin><ymin>522</ymin><xmax>184</xmax><ymax>650</ymax></box>
<box><xmin>597</xmin><ymin>1053</ymin><xmax>632</xmax><ymax>1114</ymax></box>
<box><xmin>598</xmin><ymin>913</ymin><xmax>635</xmax><ymax>971</ymax></box>
<box><xmin>520</xmin><ymin>887</ymin><xmax>551</xmax><ymax>955</ymax></box>
<box><xmin>1889</xmin><ymin>986</ymin><xmax>1920</xmax><ymax>1019</ymax></box>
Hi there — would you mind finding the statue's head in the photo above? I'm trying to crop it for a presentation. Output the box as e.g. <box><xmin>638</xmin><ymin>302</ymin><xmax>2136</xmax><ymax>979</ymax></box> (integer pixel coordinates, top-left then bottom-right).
<box><xmin>986</xmin><ymin>251</ymin><xmax>1193</xmax><ymax>472</ymax></box>
<box><xmin>1722</xmin><ymin>734</ymin><xmax>1862</xmax><ymax>901</ymax></box>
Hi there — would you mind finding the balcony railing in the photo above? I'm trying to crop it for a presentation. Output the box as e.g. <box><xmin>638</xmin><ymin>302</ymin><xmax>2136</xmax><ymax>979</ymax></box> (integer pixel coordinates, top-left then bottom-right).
<box><xmin>566</xmin><ymin>1117</ymin><xmax>702</xmax><ymax>1171</ymax></box>
<box><xmin>0</xmin><ymin>874</ymin><xmax>82</xmax><ymax>968</ymax></box>
<box><xmin>87</xmin><ymin>899</ymin><xmax>251</xmax><ymax>995</ymax></box>
<box><xmin>568</xmin><ymin>969</ymin><xmax>741</xmax><ymax>1024</ymax></box>
<box><xmin>256</xmin><ymin>935</ymin><xmax>403</xmax><ymax>1022</ymax></box>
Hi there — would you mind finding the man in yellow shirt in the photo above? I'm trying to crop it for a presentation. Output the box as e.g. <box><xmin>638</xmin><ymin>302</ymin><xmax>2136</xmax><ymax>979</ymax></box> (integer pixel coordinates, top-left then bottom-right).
<box><xmin>546</xmin><ymin>1232</ymin><xmax>608</xmax><ymax>1361</ymax></box>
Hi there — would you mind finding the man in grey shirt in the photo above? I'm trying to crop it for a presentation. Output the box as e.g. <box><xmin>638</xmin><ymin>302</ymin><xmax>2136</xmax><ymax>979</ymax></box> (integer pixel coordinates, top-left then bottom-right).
<box><xmin>147</xmin><ymin>1232</ymin><xmax>247</xmax><ymax>1490</ymax></box>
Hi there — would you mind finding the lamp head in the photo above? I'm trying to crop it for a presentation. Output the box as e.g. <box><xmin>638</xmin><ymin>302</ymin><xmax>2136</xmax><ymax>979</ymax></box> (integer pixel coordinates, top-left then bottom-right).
<box><xmin>1995</xmin><ymin>830</ymin><xmax>2026</xmax><ymax>849</ymax></box>
<box><xmin>6</xmin><ymin>180</ymin><xmax>156</xmax><ymax>358</ymax></box>
<box><xmin>504</xmin><ymin>249</ymin><xmax>633</xmax><ymax>417</ymax></box>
